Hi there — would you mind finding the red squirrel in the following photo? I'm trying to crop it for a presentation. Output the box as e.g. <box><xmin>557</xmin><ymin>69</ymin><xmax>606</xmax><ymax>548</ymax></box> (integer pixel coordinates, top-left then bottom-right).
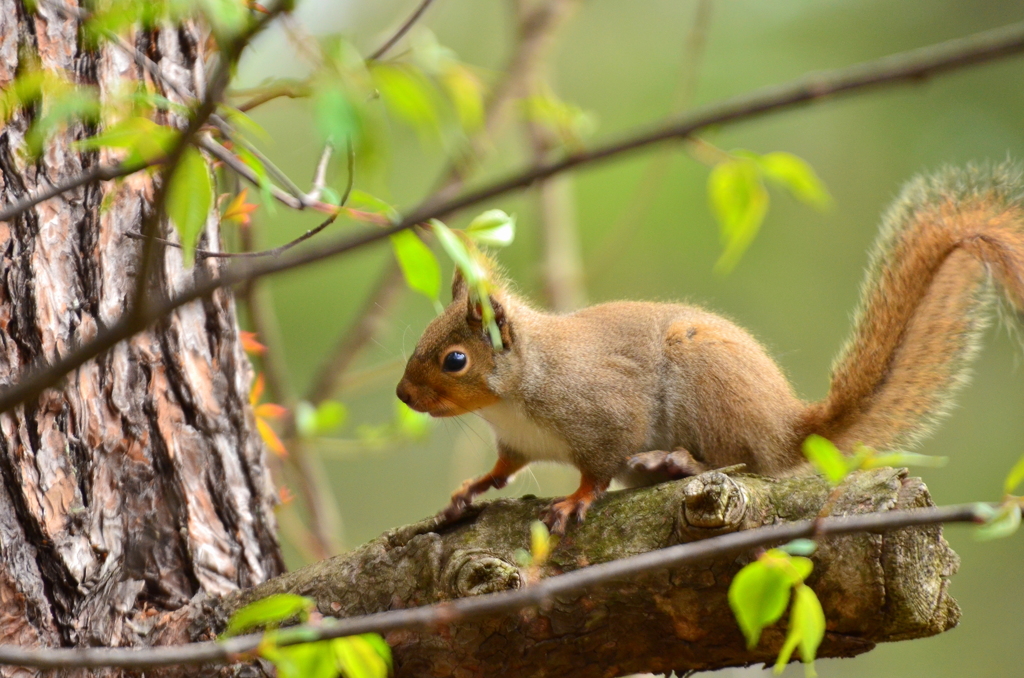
<box><xmin>396</xmin><ymin>164</ymin><xmax>1024</xmax><ymax>534</ymax></box>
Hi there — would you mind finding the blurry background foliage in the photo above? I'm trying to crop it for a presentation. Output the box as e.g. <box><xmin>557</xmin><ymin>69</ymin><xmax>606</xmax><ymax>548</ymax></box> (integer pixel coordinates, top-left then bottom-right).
<box><xmin>103</xmin><ymin>0</ymin><xmax>1024</xmax><ymax>675</ymax></box>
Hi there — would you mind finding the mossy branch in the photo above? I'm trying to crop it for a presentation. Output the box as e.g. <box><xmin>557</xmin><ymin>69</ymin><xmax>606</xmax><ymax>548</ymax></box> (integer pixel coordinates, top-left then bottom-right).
<box><xmin>215</xmin><ymin>468</ymin><xmax>962</xmax><ymax>677</ymax></box>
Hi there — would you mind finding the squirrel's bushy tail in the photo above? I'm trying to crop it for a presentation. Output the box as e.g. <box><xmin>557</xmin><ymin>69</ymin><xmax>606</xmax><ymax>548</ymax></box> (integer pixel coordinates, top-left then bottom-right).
<box><xmin>804</xmin><ymin>162</ymin><xmax>1024</xmax><ymax>451</ymax></box>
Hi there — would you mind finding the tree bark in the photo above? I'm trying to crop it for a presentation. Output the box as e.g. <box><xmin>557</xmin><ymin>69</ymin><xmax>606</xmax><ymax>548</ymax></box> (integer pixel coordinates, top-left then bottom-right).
<box><xmin>214</xmin><ymin>468</ymin><xmax>961</xmax><ymax>678</ymax></box>
<box><xmin>0</xmin><ymin>5</ymin><xmax>283</xmax><ymax>676</ymax></box>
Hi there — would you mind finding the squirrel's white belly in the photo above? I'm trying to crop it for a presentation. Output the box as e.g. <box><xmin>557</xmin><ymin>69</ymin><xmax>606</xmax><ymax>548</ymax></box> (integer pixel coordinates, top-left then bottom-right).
<box><xmin>478</xmin><ymin>401</ymin><xmax>574</xmax><ymax>464</ymax></box>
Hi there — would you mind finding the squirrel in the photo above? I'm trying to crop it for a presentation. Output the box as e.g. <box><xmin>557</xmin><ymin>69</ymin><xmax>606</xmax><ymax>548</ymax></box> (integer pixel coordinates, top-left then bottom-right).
<box><xmin>396</xmin><ymin>163</ymin><xmax>1024</xmax><ymax>535</ymax></box>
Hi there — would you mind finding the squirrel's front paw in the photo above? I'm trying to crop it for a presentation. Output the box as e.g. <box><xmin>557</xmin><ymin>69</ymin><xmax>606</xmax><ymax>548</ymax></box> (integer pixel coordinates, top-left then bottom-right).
<box><xmin>540</xmin><ymin>495</ymin><xmax>592</xmax><ymax>536</ymax></box>
<box><xmin>436</xmin><ymin>479</ymin><xmax>479</xmax><ymax>525</ymax></box>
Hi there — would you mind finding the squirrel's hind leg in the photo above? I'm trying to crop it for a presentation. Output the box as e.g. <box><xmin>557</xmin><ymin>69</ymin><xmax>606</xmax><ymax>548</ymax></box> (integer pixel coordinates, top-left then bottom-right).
<box><xmin>619</xmin><ymin>449</ymin><xmax>708</xmax><ymax>488</ymax></box>
<box><xmin>540</xmin><ymin>474</ymin><xmax>611</xmax><ymax>535</ymax></box>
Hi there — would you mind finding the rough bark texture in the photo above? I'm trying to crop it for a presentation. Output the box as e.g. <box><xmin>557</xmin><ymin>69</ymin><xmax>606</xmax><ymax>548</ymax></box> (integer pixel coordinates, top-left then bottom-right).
<box><xmin>0</xmin><ymin>4</ymin><xmax>283</xmax><ymax>676</ymax></box>
<box><xmin>218</xmin><ymin>468</ymin><xmax>960</xmax><ymax>678</ymax></box>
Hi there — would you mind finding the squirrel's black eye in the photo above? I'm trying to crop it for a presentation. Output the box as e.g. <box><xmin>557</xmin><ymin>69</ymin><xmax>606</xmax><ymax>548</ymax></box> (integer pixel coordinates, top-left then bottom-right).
<box><xmin>442</xmin><ymin>351</ymin><xmax>468</xmax><ymax>373</ymax></box>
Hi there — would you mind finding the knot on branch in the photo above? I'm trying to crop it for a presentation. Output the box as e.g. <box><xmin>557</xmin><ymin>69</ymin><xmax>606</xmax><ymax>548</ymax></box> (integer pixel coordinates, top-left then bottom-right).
<box><xmin>443</xmin><ymin>551</ymin><xmax>522</xmax><ymax>597</ymax></box>
<box><xmin>678</xmin><ymin>471</ymin><xmax>747</xmax><ymax>531</ymax></box>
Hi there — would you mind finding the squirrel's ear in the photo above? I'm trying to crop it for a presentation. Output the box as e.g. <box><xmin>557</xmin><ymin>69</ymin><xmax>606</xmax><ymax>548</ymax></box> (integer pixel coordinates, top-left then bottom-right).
<box><xmin>467</xmin><ymin>295</ymin><xmax>512</xmax><ymax>348</ymax></box>
<box><xmin>451</xmin><ymin>268</ymin><xmax>467</xmax><ymax>300</ymax></box>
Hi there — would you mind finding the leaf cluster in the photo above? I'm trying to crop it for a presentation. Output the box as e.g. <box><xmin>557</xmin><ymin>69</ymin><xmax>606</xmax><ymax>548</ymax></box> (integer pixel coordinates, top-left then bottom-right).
<box><xmin>225</xmin><ymin>594</ymin><xmax>391</xmax><ymax>678</ymax></box>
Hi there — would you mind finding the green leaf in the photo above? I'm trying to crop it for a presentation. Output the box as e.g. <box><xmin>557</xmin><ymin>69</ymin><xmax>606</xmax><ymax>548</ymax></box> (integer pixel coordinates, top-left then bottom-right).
<box><xmin>77</xmin><ymin>117</ymin><xmax>176</xmax><ymax>165</ymax></box>
<box><xmin>296</xmin><ymin>400</ymin><xmax>348</xmax><ymax>438</ymax></box>
<box><xmin>320</xmin><ymin>186</ymin><xmax>342</xmax><ymax>206</ymax></box>
<box><xmin>973</xmin><ymin>501</ymin><xmax>999</xmax><ymax>522</ymax></box>
<box><xmin>354</xmin><ymin>634</ymin><xmax>393</xmax><ymax>672</ymax></box>
<box><xmin>708</xmin><ymin>159</ymin><xmax>770</xmax><ymax>274</ymax></box>
<box><xmin>224</xmin><ymin>594</ymin><xmax>314</xmax><ymax>637</ymax></box>
<box><xmin>430</xmin><ymin>219</ymin><xmax>501</xmax><ymax>348</ymax></box>
<box><xmin>333</xmin><ymin>635</ymin><xmax>391</xmax><ymax>678</ymax></box>
<box><xmin>756</xmin><ymin>152</ymin><xmax>832</xmax><ymax>210</ymax></box>
<box><xmin>782</xmin><ymin>554</ymin><xmax>813</xmax><ymax>585</ymax></box>
<box><xmin>761</xmin><ymin>549</ymin><xmax>813</xmax><ymax>585</ymax></box>
<box><xmin>371</xmin><ymin>63</ymin><xmax>441</xmax><ymax>140</ymax></box>
<box><xmin>315</xmin><ymin>401</ymin><xmax>347</xmax><ymax>435</ymax></box>
<box><xmin>166</xmin><ymin>146</ymin><xmax>213</xmax><ymax>266</ymax></box>
<box><xmin>262</xmin><ymin>639</ymin><xmax>338</xmax><ymax>678</ymax></box>
<box><xmin>779</xmin><ymin>539</ymin><xmax>817</xmax><ymax>557</ymax></box>
<box><xmin>430</xmin><ymin>220</ymin><xmax>479</xmax><ymax>282</ymax></box>
<box><xmin>235</xmin><ymin>145</ymin><xmax>275</xmax><ymax>213</ymax></box>
<box><xmin>521</xmin><ymin>89</ymin><xmax>597</xmax><ymax>149</ymax></box>
<box><xmin>1003</xmin><ymin>454</ymin><xmax>1024</xmax><ymax>495</ymax></box>
<box><xmin>530</xmin><ymin>520</ymin><xmax>552</xmax><ymax>565</ymax></box>
<box><xmin>196</xmin><ymin>0</ymin><xmax>248</xmax><ymax>40</ymax></box>
<box><xmin>25</xmin><ymin>85</ymin><xmax>101</xmax><ymax>157</ymax></box>
<box><xmin>348</xmin><ymin>190</ymin><xmax>400</xmax><ymax>222</ymax></box>
<box><xmin>975</xmin><ymin>503</ymin><xmax>1022</xmax><ymax>541</ymax></box>
<box><xmin>774</xmin><ymin>584</ymin><xmax>825</xmax><ymax>676</ymax></box>
<box><xmin>861</xmin><ymin>451</ymin><xmax>948</xmax><ymax>470</ymax></box>
<box><xmin>802</xmin><ymin>435</ymin><xmax>849</xmax><ymax>486</ymax></box>
<box><xmin>220</xmin><ymin>104</ymin><xmax>272</xmax><ymax>143</ymax></box>
<box><xmin>391</xmin><ymin>230</ymin><xmax>442</xmax><ymax>303</ymax></box>
<box><xmin>442</xmin><ymin>63</ymin><xmax>485</xmax><ymax>131</ymax></box>
<box><xmin>728</xmin><ymin>560</ymin><xmax>793</xmax><ymax>649</ymax></box>
<box><xmin>465</xmin><ymin>209</ymin><xmax>516</xmax><ymax>248</ymax></box>
<box><xmin>314</xmin><ymin>84</ymin><xmax>362</xmax><ymax>147</ymax></box>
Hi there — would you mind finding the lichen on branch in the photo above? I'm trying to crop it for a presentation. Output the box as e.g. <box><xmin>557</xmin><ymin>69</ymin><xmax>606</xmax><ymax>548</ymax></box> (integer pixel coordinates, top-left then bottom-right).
<box><xmin>219</xmin><ymin>468</ymin><xmax>960</xmax><ymax>678</ymax></box>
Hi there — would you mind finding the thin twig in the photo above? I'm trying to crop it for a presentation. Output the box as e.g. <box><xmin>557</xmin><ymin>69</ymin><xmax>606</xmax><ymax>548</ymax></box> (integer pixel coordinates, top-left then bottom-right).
<box><xmin>199</xmin><ymin>135</ymin><xmax>340</xmax><ymax>213</ymax></box>
<box><xmin>368</xmin><ymin>0</ymin><xmax>439</xmax><ymax>61</ymax></box>
<box><xmin>234</xmin><ymin>83</ymin><xmax>311</xmax><ymax>112</ymax></box>
<box><xmin>0</xmin><ymin>502</ymin><xmax>990</xmax><ymax>669</ymax></box>
<box><xmin>1</xmin><ymin>20</ymin><xmax>1023</xmax><ymax>414</ymax></box>
<box><xmin>302</xmin><ymin>0</ymin><xmax>581</xmax><ymax>406</ymax></box>
<box><xmin>307</xmin><ymin>142</ymin><xmax>335</xmax><ymax>202</ymax></box>
<box><xmin>125</xmin><ymin>140</ymin><xmax>353</xmax><ymax>259</ymax></box>
<box><xmin>0</xmin><ymin>161</ymin><xmax>152</xmax><ymax>222</ymax></box>
<box><xmin>129</xmin><ymin>4</ymin><xmax>288</xmax><ymax>321</ymax></box>
<box><xmin>589</xmin><ymin>0</ymin><xmax>713</xmax><ymax>276</ymax></box>
<box><xmin>231</xmin><ymin>133</ymin><xmax>309</xmax><ymax>202</ymax></box>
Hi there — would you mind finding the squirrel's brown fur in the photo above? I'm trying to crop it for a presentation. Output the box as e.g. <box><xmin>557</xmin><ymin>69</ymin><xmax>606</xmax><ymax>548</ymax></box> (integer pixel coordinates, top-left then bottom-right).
<box><xmin>397</xmin><ymin>163</ymin><xmax>1024</xmax><ymax>534</ymax></box>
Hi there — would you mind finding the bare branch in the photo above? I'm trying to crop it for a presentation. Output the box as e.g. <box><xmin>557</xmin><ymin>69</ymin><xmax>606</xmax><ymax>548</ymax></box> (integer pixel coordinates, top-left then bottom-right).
<box><xmin>125</xmin><ymin>140</ymin><xmax>354</xmax><ymax>259</ymax></box>
<box><xmin>1</xmin><ymin>21</ymin><xmax>1023</xmax><ymax>415</ymax></box>
<box><xmin>128</xmin><ymin>3</ymin><xmax>288</xmax><ymax>318</ymax></box>
<box><xmin>368</xmin><ymin>0</ymin><xmax>439</xmax><ymax>61</ymax></box>
<box><xmin>199</xmin><ymin>135</ymin><xmax>340</xmax><ymax>213</ymax></box>
<box><xmin>0</xmin><ymin>499</ymin><xmax>989</xmax><ymax>670</ymax></box>
<box><xmin>234</xmin><ymin>82</ymin><xmax>311</xmax><ymax>112</ymax></box>
<box><xmin>0</xmin><ymin>160</ymin><xmax>152</xmax><ymax>223</ymax></box>
<box><xmin>307</xmin><ymin>141</ymin><xmax>335</xmax><ymax>202</ymax></box>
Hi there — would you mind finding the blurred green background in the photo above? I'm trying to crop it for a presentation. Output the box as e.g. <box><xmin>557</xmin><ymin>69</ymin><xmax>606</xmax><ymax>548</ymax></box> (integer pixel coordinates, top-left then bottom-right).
<box><xmin>235</xmin><ymin>1</ymin><xmax>1024</xmax><ymax>676</ymax></box>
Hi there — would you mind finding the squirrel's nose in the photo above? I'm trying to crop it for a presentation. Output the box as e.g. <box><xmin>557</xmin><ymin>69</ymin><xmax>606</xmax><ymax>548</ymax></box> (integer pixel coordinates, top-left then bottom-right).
<box><xmin>396</xmin><ymin>380</ymin><xmax>413</xmax><ymax>405</ymax></box>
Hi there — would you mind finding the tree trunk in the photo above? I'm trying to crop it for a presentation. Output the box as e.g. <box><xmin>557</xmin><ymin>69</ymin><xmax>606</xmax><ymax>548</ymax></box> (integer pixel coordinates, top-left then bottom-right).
<box><xmin>0</xmin><ymin>4</ymin><xmax>283</xmax><ymax>675</ymax></box>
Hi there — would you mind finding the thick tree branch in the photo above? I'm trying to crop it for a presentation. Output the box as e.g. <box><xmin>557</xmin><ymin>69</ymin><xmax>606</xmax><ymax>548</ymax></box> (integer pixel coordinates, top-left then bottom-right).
<box><xmin>0</xmin><ymin>469</ymin><xmax>982</xmax><ymax>673</ymax></box>
<box><xmin>1</xmin><ymin>21</ymin><xmax>1024</xmax><ymax>414</ymax></box>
